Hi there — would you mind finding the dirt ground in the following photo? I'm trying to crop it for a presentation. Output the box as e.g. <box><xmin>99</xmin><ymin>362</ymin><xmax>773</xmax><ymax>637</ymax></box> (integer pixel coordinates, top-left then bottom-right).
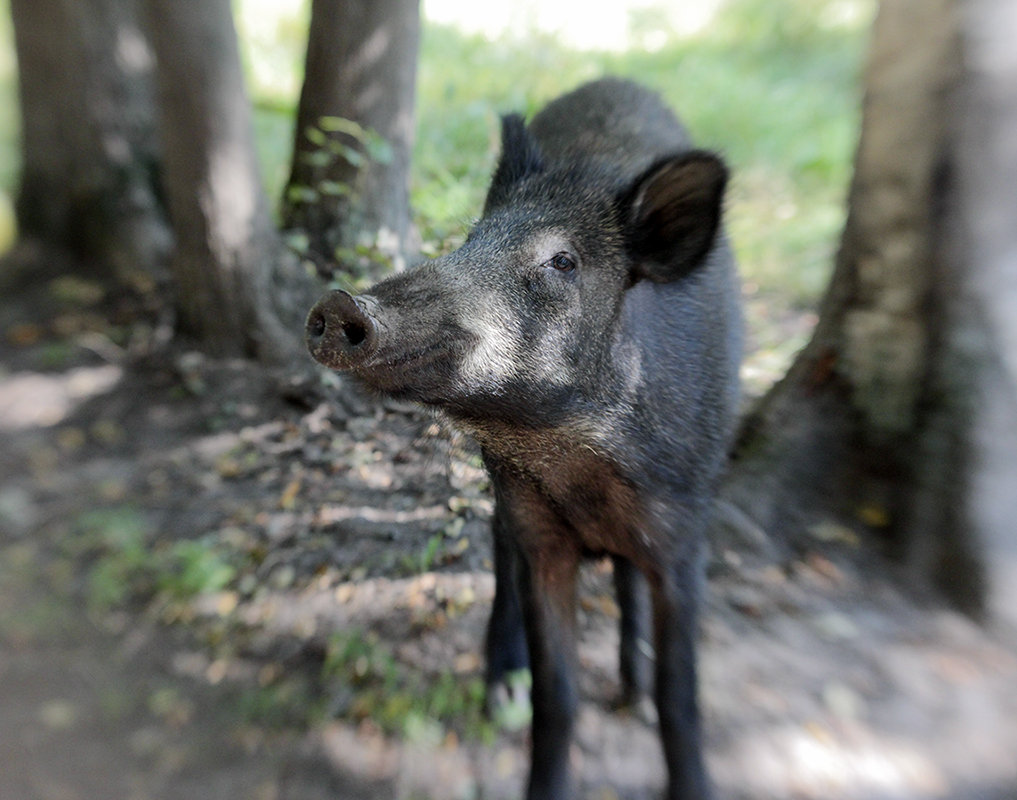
<box><xmin>1</xmin><ymin>274</ymin><xmax>1016</xmax><ymax>800</ymax></box>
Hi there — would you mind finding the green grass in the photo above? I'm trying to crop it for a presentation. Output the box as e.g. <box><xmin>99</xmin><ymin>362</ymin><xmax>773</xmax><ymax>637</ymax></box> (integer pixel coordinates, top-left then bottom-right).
<box><xmin>73</xmin><ymin>507</ymin><xmax>238</xmax><ymax>612</ymax></box>
<box><xmin>409</xmin><ymin>0</ymin><xmax>875</xmax><ymax>301</ymax></box>
<box><xmin>321</xmin><ymin>628</ymin><xmax>495</xmax><ymax>742</ymax></box>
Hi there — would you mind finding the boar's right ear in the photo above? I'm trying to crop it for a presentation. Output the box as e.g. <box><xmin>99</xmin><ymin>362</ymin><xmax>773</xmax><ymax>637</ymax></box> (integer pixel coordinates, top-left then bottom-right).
<box><xmin>622</xmin><ymin>151</ymin><xmax>728</xmax><ymax>283</ymax></box>
<box><xmin>483</xmin><ymin>113</ymin><xmax>545</xmax><ymax>214</ymax></box>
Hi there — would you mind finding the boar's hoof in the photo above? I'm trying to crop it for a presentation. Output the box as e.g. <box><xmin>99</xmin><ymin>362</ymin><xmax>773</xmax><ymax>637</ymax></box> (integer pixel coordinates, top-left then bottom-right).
<box><xmin>485</xmin><ymin>669</ymin><xmax>532</xmax><ymax>731</ymax></box>
<box><xmin>613</xmin><ymin>691</ymin><xmax>658</xmax><ymax>726</ymax></box>
<box><xmin>305</xmin><ymin>290</ymin><xmax>378</xmax><ymax>370</ymax></box>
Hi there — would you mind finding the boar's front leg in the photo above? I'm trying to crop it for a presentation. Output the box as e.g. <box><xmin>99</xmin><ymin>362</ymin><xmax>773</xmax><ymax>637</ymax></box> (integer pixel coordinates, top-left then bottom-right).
<box><xmin>484</xmin><ymin>505</ymin><xmax>530</xmax><ymax>712</ymax></box>
<box><xmin>517</xmin><ymin>535</ymin><xmax>581</xmax><ymax>800</ymax></box>
<box><xmin>492</xmin><ymin>475</ymin><xmax>582</xmax><ymax>800</ymax></box>
<box><xmin>647</xmin><ymin>517</ymin><xmax>712</xmax><ymax>800</ymax></box>
<box><xmin>612</xmin><ymin>555</ymin><xmax>654</xmax><ymax>709</ymax></box>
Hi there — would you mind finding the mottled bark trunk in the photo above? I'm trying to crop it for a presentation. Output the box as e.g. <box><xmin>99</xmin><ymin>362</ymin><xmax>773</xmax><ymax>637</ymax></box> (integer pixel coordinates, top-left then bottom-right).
<box><xmin>726</xmin><ymin>0</ymin><xmax>1017</xmax><ymax>629</ymax></box>
<box><xmin>283</xmin><ymin>0</ymin><xmax>420</xmax><ymax>276</ymax></box>
<box><xmin>10</xmin><ymin>0</ymin><xmax>169</xmax><ymax>279</ymax></box>
<box><xmin>934</xmin><ymin>0</ymin><xmax>1017</xmax><ymax>631</ymax></box>
<box><xmin>727</xmin><ymin>0</ymin><xmax>959</xmax><ymax>532</ymax></box>
<box><xmin>145</xmin><ymin>0</ymin><xmax>298</xmax><ymax>363</ymax></box>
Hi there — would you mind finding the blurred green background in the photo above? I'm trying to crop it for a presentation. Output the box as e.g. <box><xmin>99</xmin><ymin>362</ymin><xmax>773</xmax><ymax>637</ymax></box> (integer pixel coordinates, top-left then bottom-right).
<box><xmin>0</xmin><ymin>0</ymin><xmax>875</xmax><ymax>312</ymax></box>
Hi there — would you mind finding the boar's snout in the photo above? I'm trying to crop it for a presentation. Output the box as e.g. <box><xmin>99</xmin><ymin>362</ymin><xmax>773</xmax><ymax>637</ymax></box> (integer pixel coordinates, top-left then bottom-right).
<box><xmin>305</xmin><ymin>290</ymin><xmax>378</xmax><ymax>370</ymax></box>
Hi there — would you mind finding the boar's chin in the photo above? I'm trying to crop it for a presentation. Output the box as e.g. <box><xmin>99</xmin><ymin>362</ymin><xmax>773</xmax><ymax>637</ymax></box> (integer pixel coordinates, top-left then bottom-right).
<box><xmin>349</xmin><ymin>342</ymin><xmax>466</xmax><ymax>404</ymax></box>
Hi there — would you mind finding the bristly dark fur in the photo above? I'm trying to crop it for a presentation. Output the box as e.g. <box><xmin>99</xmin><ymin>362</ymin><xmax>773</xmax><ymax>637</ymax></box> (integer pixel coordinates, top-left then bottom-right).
<box><xmin>483</xmin><ymin>113</ymin><xmax>546</xmax><ymax>215</ymax></box>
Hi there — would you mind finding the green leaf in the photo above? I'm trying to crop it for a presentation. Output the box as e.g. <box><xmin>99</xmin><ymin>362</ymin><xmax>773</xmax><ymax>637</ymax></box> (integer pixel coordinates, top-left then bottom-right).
<box><xmin>286</xmin><ymin>185</ymin><xmax>319</xmax><ymax>205</ymax></box>
<box><xmin>365</xmin><ymin>136</ymin><xmax>394</xmax><ymax>165</ymax></box>
<box><xmin>326</xmin><ymin>140</ymin><xmax>365</xmax><ymax>167</ymax></box>
<box><xmin>299</xmin><ymin>149</ymin><xmax>334</xmax><ymax>168</ymax></box>
<box><xmin>317</xmin><ymin>180</ymin><xmax>352</xmax><ymax>198</ymax></box>
<box><xmin>304</xmin><ymin>125</ymin><xmax>327</xmax><ymax>147</ymax></box>
<box><xmin>318</xmin><ymin>115</ymin><xmax>369</xmax><ymax>140</ymax></box>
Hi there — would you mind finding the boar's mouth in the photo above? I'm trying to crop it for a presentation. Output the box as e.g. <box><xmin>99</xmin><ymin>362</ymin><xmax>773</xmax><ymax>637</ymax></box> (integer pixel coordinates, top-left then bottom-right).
<box><xmin>305</xmin><ymin>289</ymin><xmax>467</xmax><ymax>399</ymax></box>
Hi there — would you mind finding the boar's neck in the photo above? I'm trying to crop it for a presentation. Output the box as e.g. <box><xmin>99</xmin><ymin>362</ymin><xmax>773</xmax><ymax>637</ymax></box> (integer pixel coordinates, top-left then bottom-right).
<box><xmin>472</xmin><ymin>415</ymin><xmax>706</xmax><ymax>560</ymax></box>
<box><xmin>453</xmin><ymin>391</ymin><xmax>663</xmax><ymax>507</ymax></box>
<box><xmin>474</xmin><ymin>418</ymin><xmax>645</xmax><ymax>550</ymax></box>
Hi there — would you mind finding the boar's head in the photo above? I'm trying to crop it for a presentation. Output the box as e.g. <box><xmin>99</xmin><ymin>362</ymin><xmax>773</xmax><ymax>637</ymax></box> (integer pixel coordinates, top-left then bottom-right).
<box><xmin>306</xmin><ymin>114</ymin><xmax>727</xmax><ymax>428</ymax></box>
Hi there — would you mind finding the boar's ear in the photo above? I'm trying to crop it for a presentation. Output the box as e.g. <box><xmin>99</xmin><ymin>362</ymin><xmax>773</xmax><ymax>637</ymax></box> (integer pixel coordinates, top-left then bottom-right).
<box><xmin>483</xmin><ymin>113</ymin><xmax>545</xmax><ymax>214</ymax></box>
<box><xmin>622</xmin><ymin>151</ymin><xmax>728</xmax><ymax>283</ymax></box>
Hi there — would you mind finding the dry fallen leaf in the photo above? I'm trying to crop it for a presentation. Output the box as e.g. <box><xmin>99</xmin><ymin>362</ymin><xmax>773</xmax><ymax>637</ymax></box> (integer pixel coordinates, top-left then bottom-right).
<box><xmin>279</xmin><ymin>478</ymin><xmax>302</xmax><ymax>510</ymax></box>
<box><xmin>807</xmin><ymin>520</ymin><xmax>860</xmax><ymax>546</ymax></box>
<box><xmin>857</xmin><ymin>504</ymin><xmax>892</xmax><ymax>528</ymax></box>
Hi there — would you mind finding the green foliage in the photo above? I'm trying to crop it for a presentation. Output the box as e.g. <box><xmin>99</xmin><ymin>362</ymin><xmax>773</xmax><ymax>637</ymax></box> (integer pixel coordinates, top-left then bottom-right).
<box><xmin>235</xmin><ymin>676</ymin><xmax>319</xmax><ymax>728</ymax></box>
<box><xmin>0</xmin><ymin>0</ymin><xmax>18</xmax><ymax>253</ymax></box>
<box><xmin>77</xmin><ymin>507</ymin><xmax>152</xmax><ymax>610</ymax></box>
<box><xmin>324</xmin><ymin>244</ymin><xmax>394</xmax><ymax>293</ymax></box>
<box><xmin>410</xmin><ymin>0</ymin><xmax>875</xmax><ymax>302</ymax></box>
<box><xmin>285</xmin><ymin>113</ymin><xmax>402</xmax><ymax>279</ymax></box>
<box><xmin>158</xmin><ymin>539</ymin><xmax>237</xmax><ymax>599</ymax></box>
<box><xmin>489</xmin><ymin>669</ymin><xmax>533</xmax><ymax>732</ymax></box>
<box><xmin>389</xmin><ymin>517</ymin><xmax>473</xmax><ymax>577</ymax></box>
<box><xmin>0</xmin><ymin>0</ymin><xmax>874</xmax><ymax>300</ymax></box>
<box><xmin>412</xmin><ymin>25</ymin><xmax>600</xmax><ymax>251</ymax></box>
<box><xmin>322</xmin><ymin>629</ymin><xmax>494</xmax><ymax>743</ymax></box>
<box><xmin>397</xmin><ymin>531</ymin><xmax>447</xmax><ymax>576</ymax></box>
<box><xmin>251</xmin><ymin>102</ymin><xmax>297</xmax><ymax>211</ymax></box>
<box><xmin>317</xmin><ymin>116</ymin><xmax>394</xmax><ymax>165</ymax></box>
<box><xmin>75</xmin><ymin>508</ymin><xmax>236</xmax><ymax>612</ymax></box>
<box><xmin>38</xmin><ymin>340</ymin><xmax>78</xmax><ymax>370</ymax></box>
<box><xmin>287</xmin><ymin>115</ymin><xmax>395</xmax><ymax>209</ymax></box>
<box><xmin>230</xmin><ymin>0</ymin><xmax>876</xmax><ymax>293</ymax></box>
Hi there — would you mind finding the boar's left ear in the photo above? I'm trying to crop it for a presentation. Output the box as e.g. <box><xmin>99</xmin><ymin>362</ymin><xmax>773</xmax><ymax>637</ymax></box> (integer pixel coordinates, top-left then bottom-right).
<box><xmin>483</xmin><ymin>114</ymin><xmax>545</xmax><ymax>215</ymax></box>
<box><xmin>621</xmin><ymin>151</ymin><xmax>728</xmax><ymax>283</ymax></box>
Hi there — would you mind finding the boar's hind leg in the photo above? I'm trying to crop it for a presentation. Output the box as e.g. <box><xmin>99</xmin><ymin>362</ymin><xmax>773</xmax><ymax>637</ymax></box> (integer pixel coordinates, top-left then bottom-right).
<box><xmin>651</xmin><ymin>555</ymin><xmax>712</xmax><ymax>800</ymax></box>
<box><xmin>484</xmin><ymin>508</ymin><xmax>530</xmax><ymax>712</ymax></box>
<box><xmin>612</xmin><ymin>555</ymin><xmax>654</xmax><ymax>710</ymax></box>
<box><xmin>517</xmin><ymin>540</ymin><xmax>582</xmax><ymax>800</ymax></box>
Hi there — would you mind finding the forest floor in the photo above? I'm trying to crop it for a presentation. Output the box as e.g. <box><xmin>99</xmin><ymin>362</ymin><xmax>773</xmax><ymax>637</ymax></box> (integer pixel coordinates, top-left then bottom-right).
<box><xmin>1</xmin><ymin>268</ymin><xmax>1016</xmax><ymax>800</ymax></box>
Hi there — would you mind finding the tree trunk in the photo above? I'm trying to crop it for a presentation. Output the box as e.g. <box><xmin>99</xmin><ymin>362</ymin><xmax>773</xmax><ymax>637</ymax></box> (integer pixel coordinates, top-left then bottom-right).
<box><xmin>725</xmin><ymin>0</ymin><xmax>1017</xmax><ymax>632</ymax></box>
<box><xmin>144</xmin><ymin>0</ymin><xmax>300</xmax><ymax>363</ymax></box>
<box><xmin>283</xmin><ymin>0</ymin><xmax>420</xmax><ymax>277</ymax></box>
<box><xmin>943</xmin><ymin>0</ymin><xmax>1017</xmax><ymax>632</ymax></box>
<box><xmin>9</xmin><ymin>0</ymin><xmax>169</xmax><ymax>279</ymax></box>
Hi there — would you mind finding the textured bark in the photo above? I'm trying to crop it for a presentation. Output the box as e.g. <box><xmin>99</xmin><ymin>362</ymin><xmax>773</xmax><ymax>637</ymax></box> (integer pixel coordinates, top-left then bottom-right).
<box><xmin>936</xmin><ymin>0</ymin><xmax>1017</xmax><ymax>630</ymax></box>
<box><xmin>283</xmin><ymin>0</ymin><xmax>420</xmax><ymax>275</ymax></box>
<box><xmin>727</xmin><ymin>0</ymin><xmax>959</xmax><ymax>530</ymax></box>
<box><xmin>145</xmin><ymin>0</ymin><xmax>296</xmax><ymax>362</ymax></box>
<box><xmin>10</xmin><ymin>0</ymin><xmax>169</xmax><ymax>278</ymax></box>
<box><xmin>726</xmin><ymin>0</ymin><xmax>1017</xmax><ymax>627</ymax></box>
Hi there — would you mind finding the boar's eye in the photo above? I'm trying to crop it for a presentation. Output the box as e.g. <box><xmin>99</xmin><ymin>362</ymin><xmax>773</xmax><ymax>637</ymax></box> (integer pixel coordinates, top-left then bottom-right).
<box><xmin>543</xmin><ymin>252</ymin><xmax>577</xmax><ymax>273</ymax></box>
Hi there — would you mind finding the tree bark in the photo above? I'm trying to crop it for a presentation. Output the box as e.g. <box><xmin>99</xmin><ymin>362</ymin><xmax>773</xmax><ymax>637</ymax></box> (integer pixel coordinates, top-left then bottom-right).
<box><xmin>9</xmin><ymin>0</ymin><xmax>170</xmax><ymax>279</ymax></box>
<box><xmin>144</xmin><ymin>0</ymin><xmax>300</xmax><ymax>363</ymax></box>
<box><xmin>725</xmin><ymin>0</ymin><xmax>1017</xmax><ymax>631</ymax></box>
<box><xmin>941</xmin><ymin>0</ymin><xmax>1017</xmax><ymax>632</ymax></box>
<box><xmin>283</xmin><ymin>0</ymin><xmax>420</xmax><ymax>276</ymax></box>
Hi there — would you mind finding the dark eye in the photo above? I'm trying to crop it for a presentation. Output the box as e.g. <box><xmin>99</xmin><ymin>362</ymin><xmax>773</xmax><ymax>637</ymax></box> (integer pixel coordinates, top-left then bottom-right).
<box><xmin>543</xmin><ymin>252</ymin><xmax>577</xmax><ymax>273</ymax></box>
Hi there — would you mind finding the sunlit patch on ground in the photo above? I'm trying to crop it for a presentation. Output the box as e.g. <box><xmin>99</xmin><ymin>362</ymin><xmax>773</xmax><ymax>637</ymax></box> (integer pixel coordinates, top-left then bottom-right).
<box><xmin>0</xmin><ymin>364</ymin><xmax>122</xmax><ymax>430</ymax></box>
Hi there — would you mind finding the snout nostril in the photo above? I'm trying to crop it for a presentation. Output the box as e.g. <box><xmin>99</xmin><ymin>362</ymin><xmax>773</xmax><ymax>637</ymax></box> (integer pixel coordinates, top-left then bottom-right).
<box><xmin>342</xmin><ymin>321</ymin><xmax>367</xmax><ymax>347</ymax></box>
<box><xmin>305</xmin><ymin>290</ymin><xmax>376</xmax><ymax>368</ymax></box>
<box><xmin>308</xmin><ymin>313</ymin><xmax>326</xmax><ymax>339</ymax></box>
